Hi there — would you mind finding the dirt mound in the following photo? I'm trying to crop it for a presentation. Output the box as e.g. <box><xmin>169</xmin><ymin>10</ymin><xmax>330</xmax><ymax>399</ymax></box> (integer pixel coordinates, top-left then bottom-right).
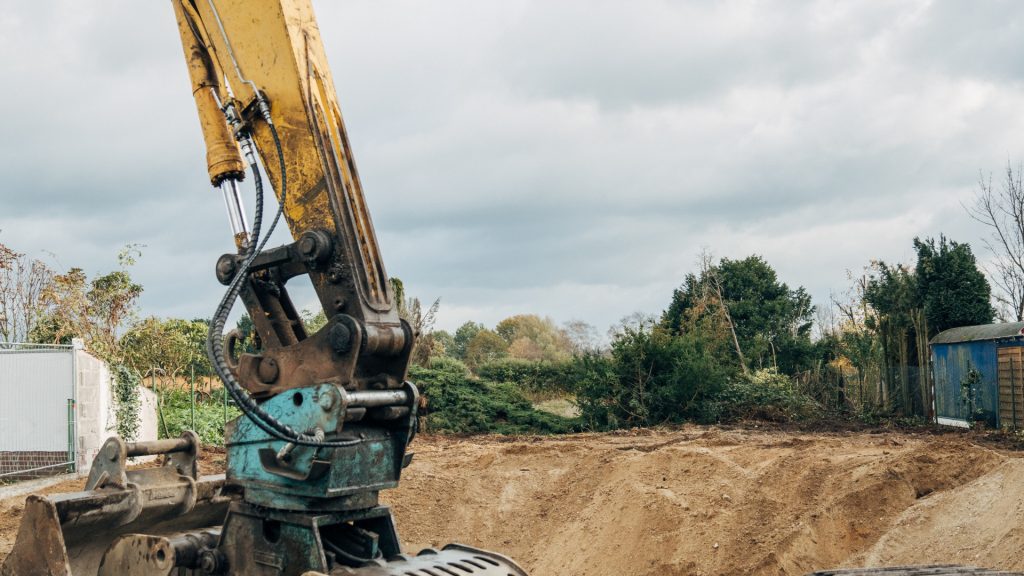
<box><xmin>0</xmin><ymin>427</ymin><xmax>1018</xmax><ymax>575</ymax></box>
<box><xmin>384</xmin><ymin>428</ymin><xmax>1010</xmax><ymax>576</ymax></box>
<box><xmin>854</xmin><ymin>457</ymin><xmax>1024</xmax><ymax>570</ymax></box>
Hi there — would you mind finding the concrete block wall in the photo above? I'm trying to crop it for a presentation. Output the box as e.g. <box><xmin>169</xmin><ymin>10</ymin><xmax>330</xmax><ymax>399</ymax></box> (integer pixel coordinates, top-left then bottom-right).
<box><xmin>74</xmin><ymin>348</ymin><xmax>159</xmax><ymax>473</ymax></box>
<box><xmin>137</xmin><ymin>387</ymin><xmax>159</xmax><ymax>448</ymax></box>
<box><xmin>75</xmin><ymin>347</ymin><xmax>111</xmax><ymax>473</ymax></box>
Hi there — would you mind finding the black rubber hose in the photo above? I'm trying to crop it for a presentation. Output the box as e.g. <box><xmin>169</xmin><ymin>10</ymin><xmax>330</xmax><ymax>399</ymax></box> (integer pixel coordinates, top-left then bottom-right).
<box><xmin>323</xmin><ymin>538</ymin><xmax>382</xmax><ymax>565</ymax></box>
<box><xmin>205</xmin><ymin>109</ymin><xmax>360</xmax><ymax>448</ymax></box>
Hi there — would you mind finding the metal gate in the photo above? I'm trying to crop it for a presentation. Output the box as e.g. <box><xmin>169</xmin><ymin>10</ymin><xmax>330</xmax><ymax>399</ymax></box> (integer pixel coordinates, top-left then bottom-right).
<box><xmin>0</xmin><ymin>343</ymin><xmax>76</xmax><ymax>479</ymax></box>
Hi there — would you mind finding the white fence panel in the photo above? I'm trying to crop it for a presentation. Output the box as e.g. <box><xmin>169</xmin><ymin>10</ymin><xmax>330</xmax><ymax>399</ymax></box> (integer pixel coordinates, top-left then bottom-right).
<box><xmin>0</xmin><ymin>345</ymin><xmax>74</xmax><ymax>461</ymax></box>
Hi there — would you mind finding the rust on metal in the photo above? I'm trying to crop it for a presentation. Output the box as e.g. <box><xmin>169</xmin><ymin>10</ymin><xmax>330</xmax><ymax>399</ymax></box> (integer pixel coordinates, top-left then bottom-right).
<box><xmin>0</xmin><ymin>432</ymin><xmax>234</xmax><ymax>576</ymax></box>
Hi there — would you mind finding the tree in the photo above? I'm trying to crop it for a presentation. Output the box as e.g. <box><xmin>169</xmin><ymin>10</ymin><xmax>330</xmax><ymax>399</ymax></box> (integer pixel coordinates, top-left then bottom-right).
<box><xmin>968</xmin><ymin>164</ymin><xmax>1024</xmax><ymax>320</ymax></box>
<box><xmin>494</xmin><ymin>314</ymin><xmax>571</xmax><ymax>362</ymax></box>
<box><xmin>452</xmin><ymin>321</ymin><xmax>485</xmax><ymax>360</ymax></box>
<box><xmin>121</xmin><ymin>317</ymin><xmax>211</xmax><ymax>382</ymax></box>
<box><xmin>863</xmin><ymin>261</ymin><xmax>918</xmax><ymax>411</ymax></box>
<box><xmin>463</xmin><ymin>329</ymin><xmax>508</xmax><ymax>369</ymax></box>
<box><xmin>32</xmin><ymin>246</ymin><xmax>143</xmax><ymax>362</ymax></box>
<box><xmin>0</xmin><ymin>240</ymin><xmax>53</xmax><ymax>343</ymax></box>
<box><xmin>663</xmin><ymin>254</ymin><xmax>815</xmax><ymax>374</ymax></box>
<box><xmin>913</xmin><ymin>235</ymin><xmax>994</xmax><ymax>332</ymax></box>
<box><xmin>300</xmin><ymin>309</ymin><xmax>328</xmax><ymax>333</ymax></box>
<box><xmin>390</xmin><ymin>277</ymin><xmax>440</xmax><ymax>366</ymax></box>
<box><xmin>663</xmin><ymin>251</ymin><xmax>748</xmax><ymax>373</ymax></box>
<box><xmin>234</xmin><ymin>313</ymin><xmax>260</xmax><ymax>354</ymax></box>
<box><xmin>185</xmin><ymin>318</ymin><xmax>214</xmax><ymax>376</ymax></box>
<box><xmin>610</xmin><ymin>312</ymin><xmax>657</xmax><ymax>340</ymax></box>
<box><xmin>431</xmin><ymin>329</ymin><xmax>455</xmax><ymax>357</ymax></box>
<box><xmin>831</xmin><ymin>271</ymin><xmax>885</xmax><ymax>410</ymax></box>
<box><xmin>563</xmin><ymin>319</ymin><xmax>602</xmax><ymax>355</ymax></box>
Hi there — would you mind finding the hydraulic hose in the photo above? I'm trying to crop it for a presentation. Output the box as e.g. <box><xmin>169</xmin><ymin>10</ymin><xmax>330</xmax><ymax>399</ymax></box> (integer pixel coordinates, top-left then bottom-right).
<box><xmin>205</xmin><ymin>100</ymin><xmax>361</xmax><ymax>448</ymax></box>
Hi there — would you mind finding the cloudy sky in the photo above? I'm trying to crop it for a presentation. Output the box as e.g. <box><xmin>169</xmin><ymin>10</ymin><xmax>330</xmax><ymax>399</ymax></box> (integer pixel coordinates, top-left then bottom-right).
<box><xmin>1</xmin><ymin>0</ymin><xmax>1023</xmax><ymax>334</ymax></box>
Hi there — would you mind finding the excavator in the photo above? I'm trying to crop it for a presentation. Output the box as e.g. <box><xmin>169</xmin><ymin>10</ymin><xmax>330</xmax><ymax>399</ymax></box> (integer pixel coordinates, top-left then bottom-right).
<box><xmin>0</xmin><ymin>2</ymin><xmax>1020</xmax><ymax>575</ymax></box>
<box><xmin>2</xmin><ymin>1</ymin><xmax>525</xmax><ymax>574</ymax></box>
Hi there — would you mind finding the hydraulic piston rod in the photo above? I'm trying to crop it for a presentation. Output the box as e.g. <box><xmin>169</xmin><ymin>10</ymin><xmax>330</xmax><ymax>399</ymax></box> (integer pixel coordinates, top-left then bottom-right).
<box><xmin>346</xmin><ymin>389</ymin><xmax>409</xmax><ymax>408</ymax></box>
<box><xmin>219</xmin><ymin>177</ymin><xmax>250</xmax><ymax>251</ymax></box>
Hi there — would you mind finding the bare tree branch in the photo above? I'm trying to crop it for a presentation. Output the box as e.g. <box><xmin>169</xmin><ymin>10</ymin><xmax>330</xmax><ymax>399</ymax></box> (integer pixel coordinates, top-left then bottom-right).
<box><xmin>0</xmin><ymin>241</ymin><xmax>53</xmax><ymax>343</ymax></box>
<box><xmin>966</xmin><ymin>163</ymin><xmax>1024</xmax><ymax>320</ymax></box>
<box><xmin>698</xmin><ymin>249</ymin><xmax>749</xmax><ymax>375</ymax></box>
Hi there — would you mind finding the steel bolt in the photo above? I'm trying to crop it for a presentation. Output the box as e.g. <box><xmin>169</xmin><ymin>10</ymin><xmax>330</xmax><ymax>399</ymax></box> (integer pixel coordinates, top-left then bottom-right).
<box><xmin>215</xmin><ymin>255</ymin><xmax>238</xmax><ymax>285</ymax></box>
<box><xmin>199</xmin><ymin>550</ymin><xmax>222</xmax><ymax>574</ymax></box>
<box><xmin>318</xmin><ymin>390</ymin><xmax>336</xmax><ymax>411</ymax></box>
<box><xmin>298</xmin><ymin>230</ymin><xmax>332</xmax><ymax>265</ymax></box>
<box><xmin>328</xmin><ymin>323</ymin><xmax>352</xmax><ymax>355</ymax></box>
<box><xmin>298</xmin><ymin>235</ymin><xmax>318</xmax><ymax>258</ymax></box>
<box><xmin>257</xmin><ymin>357</ymin><xmax>280</xmax><ymax>384</ymax></box>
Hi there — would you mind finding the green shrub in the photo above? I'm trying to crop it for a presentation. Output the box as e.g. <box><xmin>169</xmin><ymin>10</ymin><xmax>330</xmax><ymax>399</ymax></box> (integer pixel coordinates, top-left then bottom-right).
<box><xmin>159</xmin><ymin>387</ymin><xmax>241</xmax><ymax>446</ymax></box>
<box><xmin>575</xmin><ymin>325</ymin><xmax>732</xmax><ymax>430</ymax></box>
<box><xmin>699</xmin><ymin>369</ymin><xmax>821</xmax><ymax>423</ymax></box>
<box><xmin>155</xmin><ymin>353</ymin><xmax>578</xmax><ymax>443</ymax></box>
<box><xmin>477</xmin><ymin>358</ymin><xmax>551</xmax><ymax>386</ymax></box>
<box><xmin>566</xmin><ymin>353</ymin><xmax>620</xmax><ymax>430</ymax></box>
<box><xmin>475</xmin><ymin>357</ymin><xmax>582</xmax><ymax>400</ymax></box>
<box><xmin>410</xmin><ymin>360</ymin><xmax>578</xmax><ymax>434</ymax></box>
<box><xmin>425</xmin><ymin>355</ymin><xmax>472</xmax><ymax>377</ymax></box>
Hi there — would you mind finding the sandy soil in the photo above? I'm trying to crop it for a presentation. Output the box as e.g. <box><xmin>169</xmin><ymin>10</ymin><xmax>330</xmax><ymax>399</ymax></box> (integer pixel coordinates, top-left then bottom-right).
<box><xmin>2</xmin><ymin>427</ymin><xmax>1022</xmax><ymax>575</ymax></box>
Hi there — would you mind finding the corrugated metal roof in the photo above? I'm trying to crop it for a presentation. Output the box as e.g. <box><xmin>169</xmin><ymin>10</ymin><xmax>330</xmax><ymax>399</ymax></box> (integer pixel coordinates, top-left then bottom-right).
<box><xmin>930</xmin><ymin>322</ymin><xmax>1024</xmax><ymax>345</ymax></box>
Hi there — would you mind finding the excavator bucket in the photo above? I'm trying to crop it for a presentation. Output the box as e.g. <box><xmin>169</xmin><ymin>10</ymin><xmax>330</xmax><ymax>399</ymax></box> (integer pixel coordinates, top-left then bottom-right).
<box><xmin>0</xmin><ymin>432</ymin><xmax>234</xmax><ymax>576</ymax></box>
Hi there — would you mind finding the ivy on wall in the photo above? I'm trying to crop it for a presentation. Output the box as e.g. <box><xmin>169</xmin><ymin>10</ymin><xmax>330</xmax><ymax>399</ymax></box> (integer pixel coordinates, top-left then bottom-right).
<box><xmin>112</xmin><ymin>364</ymin><xmax>141</xmax><ymax>441</ymax></box>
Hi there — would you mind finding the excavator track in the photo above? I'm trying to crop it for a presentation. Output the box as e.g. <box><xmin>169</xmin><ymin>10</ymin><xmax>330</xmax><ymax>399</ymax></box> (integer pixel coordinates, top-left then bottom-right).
<box><xmin>809</xmin><ymin>566</ymin><xmax>1024</xmax><ymax>575</ymax></box>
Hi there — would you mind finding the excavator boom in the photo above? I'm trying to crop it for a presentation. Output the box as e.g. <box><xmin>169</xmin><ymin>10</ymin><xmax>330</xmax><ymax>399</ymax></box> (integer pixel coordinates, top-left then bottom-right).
<box><xmin>2</xmin><ymin>1</ymin><xmax>527</xmax><ymax>575</ymax></box>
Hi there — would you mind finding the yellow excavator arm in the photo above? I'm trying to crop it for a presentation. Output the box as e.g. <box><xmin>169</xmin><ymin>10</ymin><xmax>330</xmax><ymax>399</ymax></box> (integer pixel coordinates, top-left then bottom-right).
<box><xmin>173</xmin><ymin>0</ymin><xmax>392</xmax><ymax>305</ymax></box>
<box><xmin>172</xmin><ymin>0</ymin><xmax>409</xmax><ymax>401</ymax></box>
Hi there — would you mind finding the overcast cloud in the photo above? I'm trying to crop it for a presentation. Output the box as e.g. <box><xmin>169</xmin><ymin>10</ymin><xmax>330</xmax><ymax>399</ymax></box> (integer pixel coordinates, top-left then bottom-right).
<box><xmin>1</xmin><ymin>0</ymin><xmax>1023</xmax><ymax>334</ymax></box>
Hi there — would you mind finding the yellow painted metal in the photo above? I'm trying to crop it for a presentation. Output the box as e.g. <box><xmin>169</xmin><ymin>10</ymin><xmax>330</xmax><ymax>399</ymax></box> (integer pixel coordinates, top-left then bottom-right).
<box><xmin>171</xmin><ymin>0</ymin><xmax>244</xmax><ymax>185</ymax></box>
<box><xmin>172</xmin><ymin>0</ymin><xmax>394</xmax><ymax>318</ymax></box>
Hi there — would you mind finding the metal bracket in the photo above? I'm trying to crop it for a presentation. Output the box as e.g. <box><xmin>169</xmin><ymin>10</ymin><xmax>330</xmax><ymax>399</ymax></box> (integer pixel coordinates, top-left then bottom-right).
<box><xmin>85</xmin><ymin>432</ymin><xmax>200</xmax><ymax>491</ymax></box>
<box><xmin>258</xmin><ymin>448</ymin><xmax>331</xmax><ymax>481</ymax></box>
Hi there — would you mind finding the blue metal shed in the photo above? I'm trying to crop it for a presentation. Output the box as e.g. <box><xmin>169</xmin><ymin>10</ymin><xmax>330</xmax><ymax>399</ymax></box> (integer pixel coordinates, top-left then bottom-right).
<box><xmin>930</xmin><ymin>322</ymin><xmax>1024</xmax><ymax>428</ymax></box>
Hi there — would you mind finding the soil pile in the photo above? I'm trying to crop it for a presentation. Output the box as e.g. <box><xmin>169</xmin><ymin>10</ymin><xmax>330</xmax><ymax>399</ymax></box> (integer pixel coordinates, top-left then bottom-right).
<box><xmin>384</xmin><ymin>428</ymin><xmax>1015</xmax><ymax>576</ymax></box>
<box><xmin>1</xmin><ymin>427</ymin><xmax>1020</xmax><ymax>575</ymax></box>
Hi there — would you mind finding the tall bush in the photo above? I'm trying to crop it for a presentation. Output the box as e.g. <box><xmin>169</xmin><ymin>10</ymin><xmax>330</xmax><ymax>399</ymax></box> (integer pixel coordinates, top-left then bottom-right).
<box><xmin>700</xmin><ymin>369</ymin><xmax>820</xmax><ymax>423</ymax></box>
<box><xmin>410</xmin><ymin>358</ymin><xmax>576</xmax><ymax>434</ymax></box>
<box><xmin>475</xmin><ymin>358</ymin><xmax>576</xmax><ymax>397</ymax></box>
<box><xmin>575</xmin><ymin>323</ymin><xmax>732</xmax><ymax>430</ymax></box>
